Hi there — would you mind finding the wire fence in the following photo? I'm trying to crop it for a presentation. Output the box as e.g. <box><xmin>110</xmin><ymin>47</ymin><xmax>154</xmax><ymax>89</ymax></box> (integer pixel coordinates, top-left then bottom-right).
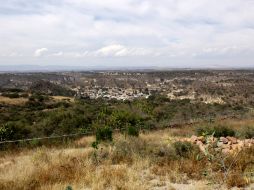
<box><xmin>0</xmin><ymin>114</ymin><xmax>244</xmax><ymax>145</ymax></box>
<box><xmin>0</xmin><ymin>114</ymin><xmax>253</xmax><ymax>187</ymax></box>
<box><xmin>0</xmin><ymin>131</ymin><xmax>94</xmax><ymax>145</ymax></box>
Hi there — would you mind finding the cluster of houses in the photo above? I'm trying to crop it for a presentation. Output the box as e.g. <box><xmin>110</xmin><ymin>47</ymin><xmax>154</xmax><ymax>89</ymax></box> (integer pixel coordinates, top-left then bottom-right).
<box><xmin>73</xmin><ymin>86</ymin><xmax>151</xmax><ymax>100</ymax></box>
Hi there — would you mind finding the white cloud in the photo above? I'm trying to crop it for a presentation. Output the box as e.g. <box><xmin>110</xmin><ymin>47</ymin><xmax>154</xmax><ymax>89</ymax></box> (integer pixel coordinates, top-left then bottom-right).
<box><xmin>95</xmin><ymin>44</ymin><xmax>153</xmax><ymax>57</ymax></box>
<box><xmin>34</xmin><ymin>48</ymin><xmax>48</xmax><ymax>57</ymax></box>
<box><xmin>0</xmin><ymin>0</ymin><xmax>254</xmax><ymax>67</ymax></box>
<box><xmin>96</xmin><ymin>44</ymin><xmax>125</xmax><ymax>56</ymax></box>
<box><xmin>52</xmin><ymin>51</ymin><xmax>63</xmax><ymax>56</ymax></box>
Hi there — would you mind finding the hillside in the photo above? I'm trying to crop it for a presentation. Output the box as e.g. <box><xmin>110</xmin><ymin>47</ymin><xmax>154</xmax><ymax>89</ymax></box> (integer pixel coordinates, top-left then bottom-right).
<box><xmin>0</xmin><ymin>70</ymin><xmax>253</xmax><ymax>190</ymax></box>
<box><xmin>0</xmin><ymin>119</ymin><xmax>253</xmax><ymax>190</ymax></box>
<box><xmin>29</xmin><ymin>80</ymin><xmax>75</xmax><ymax>96</ymax></box>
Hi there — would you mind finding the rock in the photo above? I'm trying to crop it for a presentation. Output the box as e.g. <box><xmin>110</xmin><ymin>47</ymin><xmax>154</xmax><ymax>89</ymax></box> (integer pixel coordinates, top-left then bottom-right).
<box><xmin>196</xmin><ymin>141</ymin><xmax>203</xmax><ymax>146</ymax></box>
<box><xmin>222</xmin><ymin>147</ymin><xmax>235</xmax><ymax>154</ymax></box>
<box><xmin>222</xmin><ymin>144</ymin><xmax>229</xmax><ymax>149</ymax></box>
<box><xmin>196</xmin><ymin>141</ymin><xmax>206</xmax><ymax>153</ymax></box>
<box><xmin>190</xmin><ymin>135</ymin><xmax>198</xmax><ymax>143</ymax></box>
<box><xmin>238</xmin><ymin>141</ymin><xmax>244</xmax><ymax>148</ymax></box>
<box><xmin>222</xmin><ymin>148</ymin><xmax>230</xmax><ymax>154</ymax></box>
<box><xmin>242</xmin><ymin>139</ymin><xmax>252</xmax><ymax>147</ymax></box>
<box><xmin>245</xmin><ymin>139</ymin><xmax>254</xmax><ymax>145</ymax></box>
<box><xmin>220</xmin><ymin>137</ymin><xmax>228</xmax><ymax>144</ymax></box>
<box><xmin>197</xmin><ymin>136</ymin><xmax>206</xmax><ymax>143</ymax></box>
<box><xmin>199</xmin><ymin>145</ymin><xmax>206</xmax><ymax>153</ymax></box>
<box><xmin>245</xmin><ymin>140</ymin><xmax>252</xmax><ymax>147</ymax></box>
<box><xmin>226</xmin><ymin>136</ymin><xmax>237</xmax><ymax>144</ymax></box>
<box><xmin>217</xmin><ymin>142</ymin><xmax>229</xmax><ymax>149</ymax></box>
<box><xmin>232</xmin><ymin>144</ymin><xmax>241</xmax><ymax>151</ymax></box>
<box><xmin>180</xmin><ymin>138</ymin><xmax>187</xmax><ymax>142</ymax></box>
<box><xmin>217</xmin><ymin>141</ymin><xmax>224</xmax><ymax>147</ymax></box>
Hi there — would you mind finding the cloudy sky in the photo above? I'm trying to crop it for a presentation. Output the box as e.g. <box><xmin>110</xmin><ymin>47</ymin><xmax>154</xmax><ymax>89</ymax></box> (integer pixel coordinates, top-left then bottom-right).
<box><xmin>0</xmin><ymin>0</ymin><xmax>254</xmax><ymax>69</ymax></box>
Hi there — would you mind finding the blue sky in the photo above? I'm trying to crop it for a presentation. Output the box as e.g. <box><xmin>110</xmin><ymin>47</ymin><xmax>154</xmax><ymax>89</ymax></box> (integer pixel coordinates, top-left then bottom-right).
<box><xmin>0</xmin><ymin>0</ymin><xmax>254</xmax><ymax>68</ymax></box>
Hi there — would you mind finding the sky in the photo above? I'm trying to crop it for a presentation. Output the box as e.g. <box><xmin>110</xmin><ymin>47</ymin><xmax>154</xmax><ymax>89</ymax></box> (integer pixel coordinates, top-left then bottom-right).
<box><xmin>0</xmin><ymin>0</ymin><xmax>254</xmax><ymax>69</ymax></box>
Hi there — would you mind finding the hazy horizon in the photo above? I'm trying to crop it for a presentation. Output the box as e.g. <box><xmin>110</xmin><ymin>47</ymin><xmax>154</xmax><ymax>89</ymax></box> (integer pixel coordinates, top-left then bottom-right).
<box><xmin>1</xmin><ymin>64</ymin><xmax>254</xmax><ymax>73</ymax></box>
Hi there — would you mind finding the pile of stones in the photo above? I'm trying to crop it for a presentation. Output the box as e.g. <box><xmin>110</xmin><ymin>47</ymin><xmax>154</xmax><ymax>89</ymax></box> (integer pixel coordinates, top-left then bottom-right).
<box><xmin>182</xmin><ymin>135</ymin><xmax>254</xmax><ymax>154</ymax></box>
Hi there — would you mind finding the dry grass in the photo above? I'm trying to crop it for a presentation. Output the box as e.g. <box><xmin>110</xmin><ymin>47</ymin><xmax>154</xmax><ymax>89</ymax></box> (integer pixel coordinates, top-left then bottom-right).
<box><xmin>0</xmin><ymin>96</ymin><xmax>28</xmax><ymax>105</ymax></box>
<box><xmin>212</xmin><ymin>117</ymin><xmax>253</xmax><ymax>127</ymax></box>
<box><xmin>0</xmin><ymin>95</ymin><xmax>74</xmax><ymax>105</ymax></box>
<box><xmin>0</xmin><ymin>125</ymin><xmax>253</xmax><ymax>190</ymax></box>
<box><xmin>52</xmin><ymin>96</ymin><xmax>74</xmax><ymax>102</ymax></box>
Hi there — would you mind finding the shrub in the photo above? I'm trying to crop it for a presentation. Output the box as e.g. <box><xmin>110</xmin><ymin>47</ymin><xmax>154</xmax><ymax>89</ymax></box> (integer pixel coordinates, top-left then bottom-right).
<box><xmin>110</xmin><ymin>137</ymin><xmax>147</xmax><ymax>164</ymax></box>
<box><xmin>108</xmin><ymin>110</ymin><xmax>144</xmax><ymax>130</ymax></box>
<box><xmin>126</xmin><ymin>125</ymin><xmax>139</xmax><ymax>137</ymax></box>
<box><xmin>173</xmin><ymin>141</ymin><xmax>194</xmax><ymax>158</ymax></box>
<box><xmin>2</xmin><ymin>92</ymin><xmax>20</xmax><ymax>98</ymax></box>
<box><xmin>65</xmin><ymin>186</ymin><xmax>73</xmax><ymax>190</ymax></box>
<box><xmin>196</xmin><ymin>125</ymin><xmax>235</xmax><ymax>137</ymax></box>
<box><xmin>0</xmin><ymin>122</ymin><xmax>31</xmax><ymax>141</ymax></box>
<box><xmin>38</xmin><ymin>109</ymin><xmax>87</xmax><ymax>135</ymax></box>
<box><xmin>96</xmin><ymin>126</ymin><xmax>113</xmax><ymax>142</ymax></box>
<box><xmin>110</xmin><ymin>139</ymin><xmax>134</xmax><ymax>164</ymax></box>
<box><xmin>239</xmin><ymin>126</ymin><xmax>254</xmax><ymax>139</ymax></box>
<box><xmin>0</xmin><ymin>124</ymin><xmax>13</xmax><ymax>141</ymax></box>
<box><xmin>151</xmin><ymin>144</ymin><xmax>178</xmax><ymax>165</ymax></box>
<box><xmin>29</xmin><ymin>139</ymin><xmax>42</xmax><ymax>147</ymax></box>
<box><xmin>213</xmin><ymin>125</ymin><xmax>235</xmax><ymax>137</ymax></box>
<box><xmin>20</xmin><ymin>93</ymin><xmax>29</xmax><ymax>98</ymax></box>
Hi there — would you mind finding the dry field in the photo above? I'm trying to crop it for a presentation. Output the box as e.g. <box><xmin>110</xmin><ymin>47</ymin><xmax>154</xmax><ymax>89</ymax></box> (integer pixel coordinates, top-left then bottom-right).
<box><xmin>0</xmin><ymin>123</ymin><xmax>253</xmax><ymax>190</ymax></box>
<box><xmin>0</xmin><ymin>96</ymin><xmax>28</xmax><ymax>105</ymax></box>
<box><xmin>0</xmin><ymin>95</ymin><xmax>74</xmax><ymax>106</ymax></box>
<box><xmin>51</xmin><ymin>96</ymin><xmax>75</xmax><ymax>102</ymax></box>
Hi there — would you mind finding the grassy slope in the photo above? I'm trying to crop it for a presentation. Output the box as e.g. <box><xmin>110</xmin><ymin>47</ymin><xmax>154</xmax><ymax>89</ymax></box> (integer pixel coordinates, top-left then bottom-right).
<box><xmin>0</xmin><ymin>121</ymin><xmax>253</xmax><ymax>190</ymax></box>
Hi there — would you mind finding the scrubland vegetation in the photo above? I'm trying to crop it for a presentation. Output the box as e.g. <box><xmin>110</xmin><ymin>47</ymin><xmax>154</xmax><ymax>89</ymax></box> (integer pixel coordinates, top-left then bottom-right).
<box><xmin>0</xmin><ymin>123</ymin><xmax>253</xmax><ymax>190</ymax></box>
<box><xmin>0</xmin><ymin>92</ymin><xmax>253</xmax><ymax>189</ymax></box>
<box><xmin>0</xmin><ymin>70</ymin><xmax>254</xmax><ymax>189</ymax></box>
<box><xmin>0</xmin><ymin>93</ymin><xmax>249</xmax><ymax>143</ymax></box>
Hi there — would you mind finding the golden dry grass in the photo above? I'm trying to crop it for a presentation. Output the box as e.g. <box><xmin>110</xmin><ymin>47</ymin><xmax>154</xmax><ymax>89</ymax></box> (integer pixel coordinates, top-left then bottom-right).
<box><xmin>0</xmin><ymin>95</ymin><xmax>74</xmax><ymax>106</ymax></box>
<box><xmin>52</xmin><ymin>96</ymin><xmax>75</xmax><ymax>102</ymax></box>
<box><xmin>216</xmin><ymin>118</ymin><xmax>254</xmax><ymax>130</ymax></box>
<box><xmin>0</xmin><ymin>96</ymin><xmax>28</xmax><ymax>105</ymax></box>
<box><xmin>0</xmin><ymin>127</ymin><xmax>253</xmax><ymax>190</ymax></box>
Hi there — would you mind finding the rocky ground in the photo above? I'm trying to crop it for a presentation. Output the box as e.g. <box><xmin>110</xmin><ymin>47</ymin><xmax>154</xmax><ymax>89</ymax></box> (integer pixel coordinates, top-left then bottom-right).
<box><xmin>182</xmin><ymin>135</ymin><xmax>254</xmax><ymax>154</ymax></box>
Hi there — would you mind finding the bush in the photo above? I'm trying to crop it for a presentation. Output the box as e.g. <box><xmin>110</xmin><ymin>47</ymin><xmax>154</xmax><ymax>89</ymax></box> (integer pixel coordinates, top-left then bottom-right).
<box><xmin>20</xmin><ymin>93</ymin><xmax>29</xmax><ymax>98</ymax></box>
<box><xmin>239</xmin><ymin>126</ymin><xmax>254</xmax><ymax>139</ymax></box>
<box><xmin>110</xmin><ymin>137</ymin><xmax>147</xmax><ymax>164</ymax></box>
<box><xmin>212</xmin><ymin>125</ymin><xmax>235</xmax><ymax>137</ymax></box>
<box><xmin>96</xmin><ymin>126</ymin><xmax>113</xmax><ymax>142</ymax></box>
<box><xmin>2</xmin><ymin>92</ymin><xmax>20</xmax><ymax>98</ymax></box>
<box><xmin>126</xmin><ymin>125</ymin><xmax>139</xmax><ymax>137</ymax></box>
<box><xmin>0</xmin><ymin>124</ymin><xmax>13</xmax><ymax>141</ymax></box>
<box><xmin>0</xmin><ymin>122</ymin><xmax>31</xmax><ymax>141</ymax></box>
<box><xmin>38</xmin><ymin>109</ymin><xmax>87</xmax><ymax>135</ymax></box>
<box><xmin>108</xmin><ymin>110</ymin><xmax>144</xmax><ymax>130</ymax></box>
<box><xmin>196</xmin><ymin>125</ymin><xmax>235</xmax><ymax>137</ymax></box>
<box><xmin>173</xmin><ymin>141</ymin><xmax>194</xmax><ymax>158</ymax></box>
<box><xmin>65</xmin><ymin>186</ymin><xmax>73</xmax><ymax>190</ymax></box>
